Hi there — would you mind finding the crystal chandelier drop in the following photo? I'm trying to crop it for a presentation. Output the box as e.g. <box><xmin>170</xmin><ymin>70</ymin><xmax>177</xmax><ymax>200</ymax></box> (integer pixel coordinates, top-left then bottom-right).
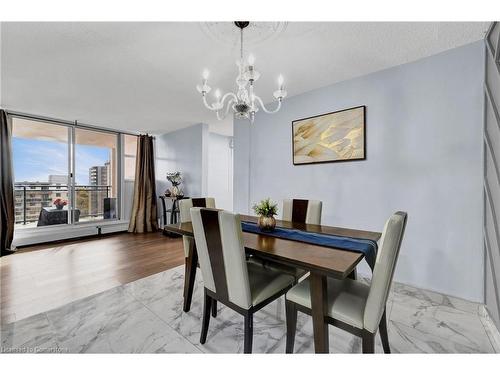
<box><xmin>196</xmin><ymin>21</ymin><xmax>287</xmax><ymax>123</ymax></box>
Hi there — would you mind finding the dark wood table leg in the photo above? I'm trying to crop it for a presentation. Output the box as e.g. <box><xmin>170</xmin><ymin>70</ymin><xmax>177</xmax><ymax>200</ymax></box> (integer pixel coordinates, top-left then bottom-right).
<box><xmin>170</xmin><ymin>199</ymin><xmax>176</xmax><ymax>224</ymax></box>
<box><xmin>183</xmin><ymin>239</ymin><xmax>198</xmax><ymax>312</ymax></box>
<box><xmin>310</xmin><ymin>272</ymin><xmax>329</xmax><ymax>353</ymax></box>
<box><xmin>347</xmin><ymin>268</ymin><xmax>357</xmax><ymax>280</ymax></box>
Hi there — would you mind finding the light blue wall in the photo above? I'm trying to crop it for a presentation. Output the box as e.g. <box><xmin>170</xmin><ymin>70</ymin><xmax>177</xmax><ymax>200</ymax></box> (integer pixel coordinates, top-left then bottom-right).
<box><xmin>156</xmin><ymin>123</ymin><xmax>208</xmax><ymax>201</ymax></box>
<box><xmin>234</xmin><ymin>41</ymin><xmax>485</xmax><ymax>302</ymax></box>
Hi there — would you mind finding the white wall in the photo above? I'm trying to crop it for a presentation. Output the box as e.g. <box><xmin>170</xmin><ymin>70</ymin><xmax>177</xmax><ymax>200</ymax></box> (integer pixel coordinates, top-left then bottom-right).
<box><xmin>156</xmin><ymin>125</ymin><xmax>234</xmax><ymax>217</ymax></box>
<box><xmin>156</xmin><ymin>123</ymin><xmax>209</xmax><ymax>199</ymax></box>
<box><xmin>234</xmin><ymin>41</ymin><xmax>485</xmax><ymax>302</ymax></box>
<box><xmin>155</xmin><ymin>123</ymin><xmax>209</xmax><ymax>223</ymax></box>
<box><xmin>207</xmin><ymin>133</ymin><xmax>233</xmax><ymax>211</ymax></box>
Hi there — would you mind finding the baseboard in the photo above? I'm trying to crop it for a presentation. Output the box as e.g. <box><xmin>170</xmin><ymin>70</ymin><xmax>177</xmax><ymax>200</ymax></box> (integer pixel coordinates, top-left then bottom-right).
<box><xmin>12</xmin><ymin>221</ymin><xmax>130</xmax><ymax>247</ymax></box>
<box><xmin>479</xmin><ymin>305</ymin><xmax>500</xmax><ymax>353</ymax></box>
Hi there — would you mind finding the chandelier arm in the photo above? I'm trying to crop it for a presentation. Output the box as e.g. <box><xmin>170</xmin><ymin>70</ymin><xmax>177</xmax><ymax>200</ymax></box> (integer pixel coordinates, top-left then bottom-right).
<box><xmin>216</xmin><ymin>98</ymin><xmax>236</xmax><ymax>120</ymax></box>
<box><xmin>203</xmin><ymin>92</ymin><xmax>238</xmax><ymax>112</ymax></box>
<box><xmin>202</xmin><ymin>95</ymin><xmax>217</xmax><ymax>111</ymax></box>
<box><xmin>254</xmin><ymin>95</ymin><xmax>282</xmax><ymax>114</ymax></box>
<box><xmin>220</xmin><ymin>92</ymin><xmax>238</xmax><ymax>106</ymax></box>
<box><xmin>216</xmin><ymin>111</ymin><xmax>225</xmax><ymax>121</ymax></box>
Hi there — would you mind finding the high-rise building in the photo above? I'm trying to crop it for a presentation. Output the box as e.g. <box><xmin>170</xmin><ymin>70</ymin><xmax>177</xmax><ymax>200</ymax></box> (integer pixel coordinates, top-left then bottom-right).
<box><xmin>89</xmin><ymin>166</ymin><xmax>108</xmax><ymax>187</ymax></box>
<box><xmin>89</xmin><ymin>165</ymin><xmax>109</xmax><ymax>217</ymax></box>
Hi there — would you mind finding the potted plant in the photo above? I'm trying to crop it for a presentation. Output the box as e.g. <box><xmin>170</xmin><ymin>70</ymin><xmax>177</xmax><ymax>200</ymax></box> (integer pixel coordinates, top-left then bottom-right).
<box><xmin>252</xmin><ymin>198</ymin><xmax>278</xmax><ymax>231</ymax></box>
<box><xmin>166</xmin><ymin>171</ymin><xmax>183</xmax><ymax>197</ymax></box>
<box><xmin>53</xmin><ymin>198</ymin><xmax>68</xmax><ymax>210</ymax></box>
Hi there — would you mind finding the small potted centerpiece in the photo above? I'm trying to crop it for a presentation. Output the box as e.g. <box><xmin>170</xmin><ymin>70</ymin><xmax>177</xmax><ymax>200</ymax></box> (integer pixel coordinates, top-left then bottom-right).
<box><xmin>53</xmin><ymin>198</ymin><xmax>67</xmax><ymax>210</ymax></box>
<box><xmin>253</xmin><ymin>198</ymin><xmax>278</xmax><ymax>232</ymax></box>
<box><xmin>166</xmin><ymin>171</ymin><xmax>183</xmax><ymax>198</ymax></box>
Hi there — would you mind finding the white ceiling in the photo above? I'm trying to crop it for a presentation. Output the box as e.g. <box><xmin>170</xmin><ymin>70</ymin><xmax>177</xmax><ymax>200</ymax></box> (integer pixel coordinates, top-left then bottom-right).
<box><xmin>0</xmin><ymin>22</ymin><xmax>490</xmax><ymax>136</ymax></box>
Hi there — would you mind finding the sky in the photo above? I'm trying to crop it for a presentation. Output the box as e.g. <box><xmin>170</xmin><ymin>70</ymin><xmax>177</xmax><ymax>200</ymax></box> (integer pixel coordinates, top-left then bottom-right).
<box><xmin>13</xmin><ymin>138</ymin><xmax>110</xmax><ymax>185</ymax></box>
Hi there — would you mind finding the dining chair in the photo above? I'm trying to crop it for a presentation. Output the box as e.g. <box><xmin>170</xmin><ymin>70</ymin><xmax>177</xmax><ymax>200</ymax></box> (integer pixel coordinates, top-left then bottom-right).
<box><xmin>284</xmin><ymin>211</ymin><xmax>407</xmax><ymax>354</ymax></box>
<box><xmin>179</xmin><ymin>197</ymin><xmax>216</xmax><ymax>314</ymax></box>
<box><xmin>250</xmin><ymin>199</ymin><xmax>324</xmax><ymax>280</ymax></box>
<box><xmin>190</xmin><ymin>207</ymin><xmax>296</xmax><ymax>353</ymax></box>
<box><xmin>282</xmin><ymin>199</ymin><xmax>323</xmax><ymax>225</ymax></box>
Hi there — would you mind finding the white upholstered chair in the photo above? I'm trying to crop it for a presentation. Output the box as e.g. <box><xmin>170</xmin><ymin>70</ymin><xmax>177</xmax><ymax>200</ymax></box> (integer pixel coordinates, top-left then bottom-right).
<box><xmin>178</xmin><ymin>198</ymin><xmax>216</xmax><ymax>313</ymax></box>
<box><xmin>179</xmin><ymin>198</ymin><xmax>216</xmax><ymax>257</ymax></box>
<box><xmin>191</xmin><ymin>207</ymin><xmax>296</xmax><ymax>353</ymax></box>
<box><xmin>282</xmin><ymin>199</ymin><xmax>322</xmax><ymax>225</ymax></box>
<box><xmin>284</xmin><ymin>211</ymin><xmax>408</xmax><ymax>353</ymax></box>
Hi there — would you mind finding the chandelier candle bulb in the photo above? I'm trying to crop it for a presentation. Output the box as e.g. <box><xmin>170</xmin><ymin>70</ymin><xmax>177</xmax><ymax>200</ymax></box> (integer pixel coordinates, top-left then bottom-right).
<box><xmin>248</xmin><ymin>54</ymin><xmax>255</xmax><ymax>66</ymax></box>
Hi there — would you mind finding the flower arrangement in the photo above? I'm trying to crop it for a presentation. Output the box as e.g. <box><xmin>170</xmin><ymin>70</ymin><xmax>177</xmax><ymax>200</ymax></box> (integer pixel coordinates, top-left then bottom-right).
<box><xmin>53</xmin><ymin>198</ymin><xmax>68</xmax><ymax>209</ymax></box>
<box><xmin>252</xmin><ymin>198</ymin><xmax>278</xmax><ymax>217</ymax></box>
<box><xmin>253</xmin><ymin>198</ymin><xmax>278</xmax><ymax>231</ymax></box>
<box><xmin>166</xmin><ymin>172</ymin><xmax>182</xmax><ymax>186</ymax></box>
<box><xmin>166</xmin><ymin>171</ymin><xmax>183</xmax><ymax>197</ymax></box>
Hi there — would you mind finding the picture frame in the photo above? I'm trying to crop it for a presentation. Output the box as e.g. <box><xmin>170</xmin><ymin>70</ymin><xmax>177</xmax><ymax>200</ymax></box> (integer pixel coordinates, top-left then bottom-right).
<box><xmin>292</xmin><ymin>105</ymin><xmax>366</xmax><ymax>165</ymax></box>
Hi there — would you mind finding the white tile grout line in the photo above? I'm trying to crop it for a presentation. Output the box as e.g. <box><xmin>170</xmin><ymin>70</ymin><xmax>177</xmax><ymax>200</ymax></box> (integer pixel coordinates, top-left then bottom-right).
<box><xmin>478</xmin><ymin>305</ymin><xmax>500</xmax><ymax>353</ymax></box>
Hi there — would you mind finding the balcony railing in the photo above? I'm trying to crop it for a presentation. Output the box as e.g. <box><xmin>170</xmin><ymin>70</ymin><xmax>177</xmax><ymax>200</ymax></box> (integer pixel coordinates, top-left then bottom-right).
<box><xmin>14</xmin><ymin>183</ymin><xmax>112</xmax><ymax>226</ymax></box>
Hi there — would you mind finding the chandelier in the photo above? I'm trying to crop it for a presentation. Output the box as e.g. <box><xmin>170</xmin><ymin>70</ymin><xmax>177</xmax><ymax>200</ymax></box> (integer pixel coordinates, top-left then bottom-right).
<box><xmin>196</xmin><ymin>21</ymin><xmax>287</xmax><ymax>123</ymax></box>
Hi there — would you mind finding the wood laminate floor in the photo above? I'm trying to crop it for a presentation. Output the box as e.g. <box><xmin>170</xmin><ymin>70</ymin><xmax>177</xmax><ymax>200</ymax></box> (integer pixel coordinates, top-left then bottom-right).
<box><xmin>0</xmin><ymin>232</ymin><xmax>184</xmax><ymax>324</ymax></box>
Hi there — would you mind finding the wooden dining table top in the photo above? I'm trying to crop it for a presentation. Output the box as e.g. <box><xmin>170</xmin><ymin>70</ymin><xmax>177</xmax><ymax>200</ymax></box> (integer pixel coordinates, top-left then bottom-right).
<box><xmin>164</xmin><ymin>214</ymin><xmax>382</xmax><ymax>279</ymax></box>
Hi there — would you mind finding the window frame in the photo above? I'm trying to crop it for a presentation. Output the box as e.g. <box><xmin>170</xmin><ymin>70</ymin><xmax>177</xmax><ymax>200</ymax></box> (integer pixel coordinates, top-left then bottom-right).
<box><xmin>10</xmin><ymin>113</ymin><xmax>135</xmax><ymax>230</ymax></box>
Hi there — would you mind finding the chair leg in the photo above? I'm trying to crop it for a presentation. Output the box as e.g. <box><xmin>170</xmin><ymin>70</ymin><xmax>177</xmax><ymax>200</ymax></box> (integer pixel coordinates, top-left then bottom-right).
<box><xmin>379</xmin><ymin>309</ymin><xmax>390</xmax><ymax>354</ymax></box>
<box><xmin>211</xmin><ymin>300</ymin><xmax>218</xmax><ymax>317</ymax></box>
<box><xmin>200</xmin><ymin>289</ymin><xmax>212</xmax><ymax>344</ymax></box>
<box><xmin>243</xmin><ymin>312</ymin><xmax>253</xmax><ymax>354</ymax></box>
<box><xmin>183</xmin><ymin>243</ymin><xmax>198</xmax><ymax>312</ymax></box>
<box><xmin>285</xmin><ymin>300</ymin><xmax>298</xmax><ymax>353</ymax></box>
<box><xmin>361</xmin><ymin>330</ymin><xmax>375</xmax><ymax>353</ymax></box>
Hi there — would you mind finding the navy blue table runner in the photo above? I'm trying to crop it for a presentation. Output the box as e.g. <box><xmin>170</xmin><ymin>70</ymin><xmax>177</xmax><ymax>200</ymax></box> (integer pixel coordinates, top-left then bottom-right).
<box><xmin>241</xmin><ymin>221</ymin><xmax>378</xmax><ymax>270</ymax></box>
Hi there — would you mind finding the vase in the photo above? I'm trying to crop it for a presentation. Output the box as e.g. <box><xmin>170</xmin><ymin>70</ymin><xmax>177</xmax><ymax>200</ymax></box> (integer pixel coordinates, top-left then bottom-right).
<box><xmin>171</xmin><ymin>185</ymin><xmax>180</xmax><ymax>197</ymax></box>
<box><xmin>56</xmin><ymin>204</ymin><xmax>64</xmax><ymax>210</ymax></box>
<box><xmin>258</xmin><ymin>215</ymin><xmax>276</xmax><ymax>231</ymax></box>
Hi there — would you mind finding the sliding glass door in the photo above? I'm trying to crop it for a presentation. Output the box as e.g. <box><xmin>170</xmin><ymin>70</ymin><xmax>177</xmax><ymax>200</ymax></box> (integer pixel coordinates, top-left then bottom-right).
<box><xmin>12</xmin><ymin>117</ymin><xmax>71</xmax><ymax>228</ymax></box>
<box><xmin>11</xmin><ymin>115</ymin><xmax>122</xmax><ymax>228</ymax></box>
<box><xmin>74</xmin><ymin>128</ymin><xmax>119</xmax><ymax>222</ymax></box>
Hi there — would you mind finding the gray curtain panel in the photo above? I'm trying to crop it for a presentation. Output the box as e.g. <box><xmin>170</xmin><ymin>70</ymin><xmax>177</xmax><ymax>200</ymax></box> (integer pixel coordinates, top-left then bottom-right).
<box><xmin>1</xmin><ymin>109</ymin><xmax>16</xmax><ymax>255</ymax></box>
<box><xmin>128</xmin><ymin>134</ymin><xmax>158</xmax><ymax>233</ymax></box>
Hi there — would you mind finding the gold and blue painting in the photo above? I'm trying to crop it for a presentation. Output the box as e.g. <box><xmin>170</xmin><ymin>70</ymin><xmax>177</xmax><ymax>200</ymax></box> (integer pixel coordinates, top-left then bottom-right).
<box><xmin>292</xmin><ymin>105</ymin><xmax>366</xmax><ymax>165</ymax></box>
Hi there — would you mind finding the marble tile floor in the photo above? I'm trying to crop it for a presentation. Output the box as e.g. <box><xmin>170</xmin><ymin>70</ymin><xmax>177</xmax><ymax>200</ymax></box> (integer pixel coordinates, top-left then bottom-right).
<box><xmin>1</xmin><ymin>265</ymin><xmax>498</xmax><ymax>354</ymax></box>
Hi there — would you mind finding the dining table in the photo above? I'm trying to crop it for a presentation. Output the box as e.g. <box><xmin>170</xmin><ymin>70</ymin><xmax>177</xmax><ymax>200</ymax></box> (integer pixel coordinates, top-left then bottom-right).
<box><xmin>164</xmin><ymin>214</ymin><xmax>381</xmax><ymax>353</ymax></box>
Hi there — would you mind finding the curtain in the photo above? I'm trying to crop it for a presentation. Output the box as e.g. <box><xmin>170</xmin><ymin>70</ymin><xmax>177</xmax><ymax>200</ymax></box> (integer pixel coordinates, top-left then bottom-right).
<box><xmin>1</xmin><ymin>109</ymin><xmax>16</xmax><ymax>255</ymax></box>
<box><xmin>128</xmin><ymin>134</ymin><xmax>158</xmax><ymax>233</ymax></box>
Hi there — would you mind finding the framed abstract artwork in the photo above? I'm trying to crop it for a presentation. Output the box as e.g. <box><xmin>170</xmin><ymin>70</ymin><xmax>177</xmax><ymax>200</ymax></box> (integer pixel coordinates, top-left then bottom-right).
<box><xmin>292</xmin><ymin>105</ymin><xmax>366</xmax><ymax>165</ymax></box>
